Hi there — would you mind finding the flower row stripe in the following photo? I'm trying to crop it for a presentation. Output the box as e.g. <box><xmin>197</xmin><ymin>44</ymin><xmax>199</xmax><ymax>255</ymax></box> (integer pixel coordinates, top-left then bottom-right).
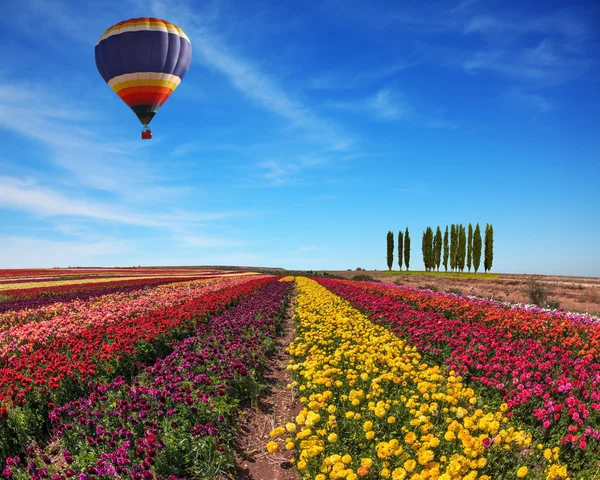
<box><xmin>0</xmin><ymin>276</ymin><xmax>216</xmax><ymax>315</ymax></box>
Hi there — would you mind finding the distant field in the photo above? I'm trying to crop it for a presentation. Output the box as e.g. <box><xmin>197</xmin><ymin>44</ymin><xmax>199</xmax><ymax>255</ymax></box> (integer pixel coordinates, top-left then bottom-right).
<box><xmin>379</xmin><ymin>269</ymin><xmax>500</xmax><ymax>279</ymax></box>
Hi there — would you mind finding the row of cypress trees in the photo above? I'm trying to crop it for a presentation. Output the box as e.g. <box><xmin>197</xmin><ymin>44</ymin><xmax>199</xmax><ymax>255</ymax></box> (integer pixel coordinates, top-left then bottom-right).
<box><xmin>386</xmin><ymin>223</ymin><xmax>494</xmax><ymax>273</ymax></box>
<box><xmin>387</xmin><ymin>228</ymin><xmax>412</xmax><ymax>271</ymax></box>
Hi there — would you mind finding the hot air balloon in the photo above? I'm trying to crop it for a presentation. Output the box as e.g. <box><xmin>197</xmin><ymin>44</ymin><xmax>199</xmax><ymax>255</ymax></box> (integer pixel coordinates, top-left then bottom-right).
<box><xmin>95</xmin><ymin>18</ymin><xmax>192</xmax><ymax>139</ymax></box>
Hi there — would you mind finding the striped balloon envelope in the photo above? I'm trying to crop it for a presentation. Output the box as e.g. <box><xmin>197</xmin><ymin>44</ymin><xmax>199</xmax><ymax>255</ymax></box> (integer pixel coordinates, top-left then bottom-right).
<box><xmin>95</xmin><ymin>18</ymin><xmax>192</xmax><ymax>138</ymax></box>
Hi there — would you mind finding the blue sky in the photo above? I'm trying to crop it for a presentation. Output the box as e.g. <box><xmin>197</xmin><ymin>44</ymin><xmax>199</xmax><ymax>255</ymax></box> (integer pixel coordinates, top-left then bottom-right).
<box><xmin>0</xmin><ymin>0</ymin><xmax>598</xmax><ymax>275</ymax></box>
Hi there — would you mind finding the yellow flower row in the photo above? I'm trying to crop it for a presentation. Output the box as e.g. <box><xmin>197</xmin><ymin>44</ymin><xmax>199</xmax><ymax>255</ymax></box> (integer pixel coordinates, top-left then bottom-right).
<box><xmin>267</xmin><ymin>277</ymin><xmax>570</xmax><ymax>480</ymax></box>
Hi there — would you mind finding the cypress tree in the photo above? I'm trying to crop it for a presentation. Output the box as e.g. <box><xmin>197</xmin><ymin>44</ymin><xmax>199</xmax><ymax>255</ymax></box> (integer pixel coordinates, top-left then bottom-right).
<box><xmin>434</xmin><ymin>226</ymin><xmax>442</xmax><ymax>271</ymax></box>
<box><xmin>450</xmin><ymin>224</ymin><xmax>457</xmax><ymax>271</ymax></box>
<box><xmin>458</xmin><ymin>225</ymin><xmax>466</xmax><ymax>272</ymax></box>
<box><xmin>467</xmin><ymin>223</ymin><xmax>473</xmax><ymax>272</ymax></box>
<box><xmin>387</xmin><ymin>231</ymin><xmax>394</xmax><ymax>271</ymax></box>
<box><xmin>443</xmin><ymin>226</ymin><xmax>449</xmax><ymax>272</ymax></box>
<box><xmin>398</xmin><ymin>231</ymin><xmax>404</xmax><ymax>271</ymax></box>
<box><xmin>428</xmin><ymin>227</ymin><xmax>434</xmax><ymax>271</ymax></box>
<box><xmin>422</xmin><ymin>230</ymin><xmax>427</xmax><ymax>271</ymax></box>
<box><xmin>422</xmin><ymin>227</ymin><xmax>434</xmax><ymax>271</ymax></box>
<box><xmin>427</xmin><ymin>227</ymin><xmax>434</xmax><ymax>271</ymax></box>
<box><xmin>484</xmin><ymin>223</ymin><xmax>494</xmax><ymax>273</ymax></box>
<box><xmin>404</xmin><ymin>227</ymin><xmax>411</xmax><ymax>271</ymax></box>
<box><xmin>473</xmin><ymin>223</ymin><xmax>482</xmax><ymax>273</ymax></box>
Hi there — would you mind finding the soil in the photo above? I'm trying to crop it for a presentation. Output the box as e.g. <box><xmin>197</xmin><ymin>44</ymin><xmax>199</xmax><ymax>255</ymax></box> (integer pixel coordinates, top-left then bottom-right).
<box><xmin>226</xmin><ymin>283</ymin><xmax>301</xmax><ymax>480</ymax></box>
<box><xmin>318</xmin><ymin>271</ymin><xmax>600</xmax><ymax>317</ymax></box>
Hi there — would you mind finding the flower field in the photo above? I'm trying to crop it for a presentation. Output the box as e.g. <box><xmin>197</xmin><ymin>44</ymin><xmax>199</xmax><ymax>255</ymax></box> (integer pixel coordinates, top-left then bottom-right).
<box><xmin>3</xmin><ymin>279</ymin><xmax>291</xmax><ymax>480</ymax></box>
<box><xmin>2</xmin><ymin>270</ymin><xmax>600</xmax><ymax>479</ymax></box>
<box><xmin>268</xmin><ymin>278</ymin><xmax>572</xmax><ymax>479</ymax></box>
<box><xmin>0</xmin><ymin>271</ymin><xmax>272</xmax><ymax>465</ymax></box>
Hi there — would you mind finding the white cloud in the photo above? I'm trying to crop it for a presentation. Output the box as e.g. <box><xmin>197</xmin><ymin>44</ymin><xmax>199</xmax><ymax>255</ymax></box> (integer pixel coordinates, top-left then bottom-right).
<box><xmin>256</xmin><ymin>155</ymin><xmax>327</xmax><ymax>186</ymax></box>
<box><xmin>0</xmin><ymin>176</ymin><xmax>233</xmax><ymax>228</ymax></box>
<box><xmin>0</xmin><ymin>235</ymin><xmax>132</xmax><ymax>268</ymax></box>
<box><xmin>367</xmin><ymin>89</ymin><xmax>410</xmax><ymax>120</ymax></box>
<box><xmin>507</xmin><ymin>88</ymin><xmax>555</xmax><ymax>114</ymax></box>
<box><xmin>325</xmin><ymin>88</ymin><xmax>409</xmax><ymax>121</ymax></box>
<box><xmin>328</xmin><ymin>0</ymin><xmax>595</xmax><ymax>87</ymax></box>
<box><xmin>309</xmin><ymin>61</ymin><xmax>421</xmax><ymax>90</ymax></box>
<box><xmin>142</xmin><ymin>0</ymin><xmax>354</xmax><ymax>152</ymax></box>
<box><xmin>326</xmin><ymin>88</ymin><xmax>457</xmax><ymax>129</ymax></box>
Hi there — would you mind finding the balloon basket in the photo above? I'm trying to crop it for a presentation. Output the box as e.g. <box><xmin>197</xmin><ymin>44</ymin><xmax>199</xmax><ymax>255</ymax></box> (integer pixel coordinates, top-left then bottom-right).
<box><xmin>142</xmin><ymin>128</ymin><xmax>152</xmax><ymax>140</ymax></box>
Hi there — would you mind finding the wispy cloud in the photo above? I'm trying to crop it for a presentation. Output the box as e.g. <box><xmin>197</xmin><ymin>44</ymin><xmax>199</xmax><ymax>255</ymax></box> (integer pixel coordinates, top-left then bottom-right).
<box><xmin>0</xmin><ymin>176</ymin><xmax>234</xmax><ymax>228</ymax></box>
<box><xmin>462</xmin><ymin>39</ymin><xmax>592</xmax><ymax>85</ymax></box>
<box><xmin>366</xmin><ymin>89</ymin><xmax>410</xmax><ymax>119</ymax></box>
<box><xmin>506</xmin><ymin>87</ymin><xmax>555</xmax><ymax>114</ymax></box>
<box><xmin>256</xmin><ymin>155</ymin><xmax>328</xmax><ymax>186</ymax></box>
<box><xmin>326</xmin><ymin>88</ymin><xmax>409</xmax><ymax>121</ymax></box>
<box><xmin>0</xmin><ymin>79</ymin><xmax>188</xmax><ymax>201</ymax></box>
<box><xmin>328</xmin><ymin>0</ymin><xmax>597</xmax><ymax>87</ymax></box>
<box><xmin>326</xmin><ymin>88</ymin><xmax>457</xmax><ymax>129</ymax></box>
<box><xmin>310</xmin><ymin>61</ymin><xmax>420</xmax><ymax>90</ymax></box>
<box><xmin>0</xmin><ymin>235</ymin><xmax>133</xmax><ymax>268</ymax></box>
<box><xmin>141</xmin><ymin>0</ymin><xmax>355</xmax><ymax>152</ymax></box>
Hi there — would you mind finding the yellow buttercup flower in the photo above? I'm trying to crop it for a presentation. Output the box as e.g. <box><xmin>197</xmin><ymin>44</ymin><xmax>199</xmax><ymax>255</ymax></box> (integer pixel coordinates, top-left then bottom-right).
<box><xmin>266</xmin><ymin>441</ymin><xmax>278</xmax><ymax>453</ymax></box>
<box><xmin>516</xmin><ymin>466</ymin><xmax>528</xmax><ymax>478</ymax></box>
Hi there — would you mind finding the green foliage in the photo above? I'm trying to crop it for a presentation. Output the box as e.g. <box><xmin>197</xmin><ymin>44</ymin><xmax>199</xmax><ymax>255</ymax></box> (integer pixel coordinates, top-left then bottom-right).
<box><xmin>404</xmin><ymin>227</ymin><xmax>411</xmax><ymax>271</ymax></box>
<box><xmin>473</xmin><ymin>223</ymin><xmax>482</xmax><ymax>273</ymax></box>
<box><xmin>379</xmin><ymin>270</ymin><xmax>500</xmax><ymax>279</ymax></box>
<box><xmin>443</xmin><ymin>226</ymin><xmax>449</xmax><ymax>272</ymax></box>
<box><xmin>467</xmin><ymin>223</ymin><xmax>473</xmax><ymax>272</ymax></box>
<box><xmin>434</xmin><ymin>226</ymin><xmax>442</xmax><ymax>272</ymax></box>
<box><xmin>398</xmin><ymin>231</ymin><xmax>404</xmax><ymax>271</ymax></box>
<box><xmin>386</xmin><ymin>231</ymin><xmax>394</xmax><ymax>271</ymax></box>
<box><xmin>484</xmin><ymin>223</ymin><xmax>494</xmax><ymax>273</ymax></box>
<box><xmin>450</xmin><ymin>224</ymin><xmax>457</xmax><ymax>271</ymax></box>
<box><xmin>421</xmin><ymin>227</ymin><xmax>434</xmax><ymax>271</ymax></box>
<box><xmin>458</xmin><ymin>224</ymin><xmax>466</xmax><ymax>272</ymax></box>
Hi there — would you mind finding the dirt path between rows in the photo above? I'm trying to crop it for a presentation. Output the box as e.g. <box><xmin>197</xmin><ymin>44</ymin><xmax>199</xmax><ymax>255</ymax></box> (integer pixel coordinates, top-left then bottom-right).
<box><xmin>227</xmin><ymin>283</ymin><xmax>301</xmax><ymax>480</ymax></box>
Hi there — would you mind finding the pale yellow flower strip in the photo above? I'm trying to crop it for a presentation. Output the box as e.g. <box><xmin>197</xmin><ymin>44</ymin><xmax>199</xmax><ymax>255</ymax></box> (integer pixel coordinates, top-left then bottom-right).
<box><xmin>271</xmin><ymin>278</ymin><xmax>569</xmax><ymax>480</ymax></box>
<box><xmin>0</xmin><ymin>272</ymin><xmax>259</xmax><ymax>291</ymax></box>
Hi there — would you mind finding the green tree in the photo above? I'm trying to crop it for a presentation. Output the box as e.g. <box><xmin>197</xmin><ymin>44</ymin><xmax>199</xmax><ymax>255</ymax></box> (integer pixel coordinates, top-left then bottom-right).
<box><xmin>484</xmin><ymin>223</ymin><xmax>494</xmax><ymax>273</ymax></box>
<box><xmin>434</xmin><ymin>226</ymin><xmax>442</xmax><ymax>271</ymax></box>
<box><xmin>398</xmin><ymin>231</ymin><xmax>404</xmax><ymax>271</ymax></box>
<box><xmin>422</xmin><ymin>227</ymin><xmax>434</xmax><ymax>271</ymax></box>
<box><xmin>404</xmin><ymin>227</ymin><xmax>411</xmax><ymax>271</ymax></box>
<box><xmin>458</xmin><ymin>224</ymin><xmax>466</xmax><ymax>272</ymax></box>
<box><xmin>387</xmin><ymin>231</ymin><xmax>394</xmax><ymax>271</ymax></box>
<box><xmin>427</xmin><ymin>227</ymin><xmax>434</xmax><ymax>271</ymax></box>
<box><xmin>473</xmin><ymin>223</ymin><xmax>482</xmax><ymax>273</ymax></box>
<box><xmin>443</xmin><ymin>226</ymin><xmax>449</xmax><ymax>272</ymax></box>
<box><xmin>421</xmin><ymin>230</ymin><xmax>427</xmax><ymax>271</ymax></box>
<box><xmin>450</xmin><ymin>224</ymin><xmax>457</xmax><ymax>271</ymax></box>
<box><xmin>467</xmin><ymin>223</ymin><xmax>473</xmax><ymax>272</ymax></box>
